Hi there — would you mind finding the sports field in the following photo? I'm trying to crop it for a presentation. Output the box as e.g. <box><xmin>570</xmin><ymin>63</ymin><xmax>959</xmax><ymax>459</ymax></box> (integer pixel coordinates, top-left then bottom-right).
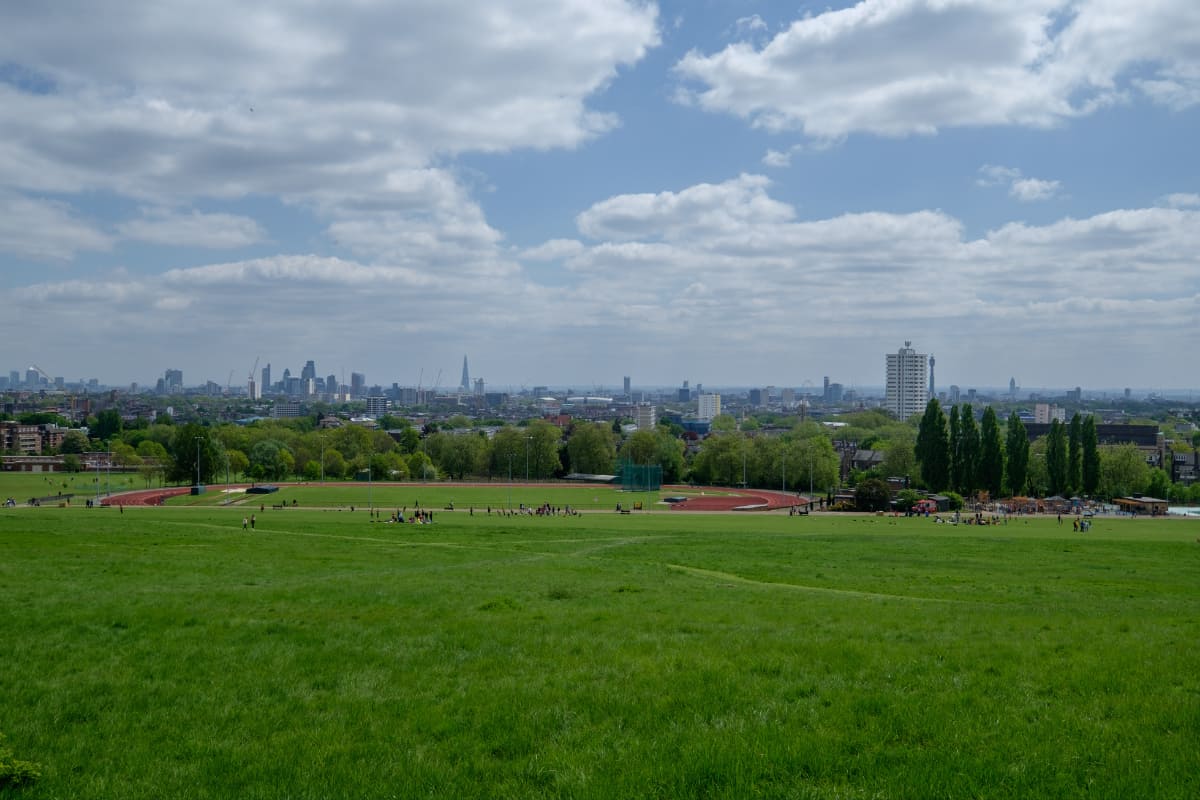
<box><xmin>1</xmin><ymin>489</ymin><xmax>1198</xmax><ymax>798</ymax></box>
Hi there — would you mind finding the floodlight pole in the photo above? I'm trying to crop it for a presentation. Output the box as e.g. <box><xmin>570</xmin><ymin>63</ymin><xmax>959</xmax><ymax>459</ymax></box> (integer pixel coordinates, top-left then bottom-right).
<box><xmin>525</xmin><ymin>435</ymin><xmax>531</xmax><ymax>482</ymax></box>
<box><xmin>507</xmin><ymin>453</ymin><xmax>513</xmax><ymax>510</ymax></box>
<box><xmin>195</xmin><ymin>436</ymin><xmax>202</xmax><ymax>488</ymax></box>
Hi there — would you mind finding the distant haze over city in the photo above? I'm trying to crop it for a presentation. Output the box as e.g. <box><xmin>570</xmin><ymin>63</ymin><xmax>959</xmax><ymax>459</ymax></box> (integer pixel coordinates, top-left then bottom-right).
<box><xmin>2</xmin><ymin>2</ymin><xmax>1198</xmax><ymax>390</ymax></box>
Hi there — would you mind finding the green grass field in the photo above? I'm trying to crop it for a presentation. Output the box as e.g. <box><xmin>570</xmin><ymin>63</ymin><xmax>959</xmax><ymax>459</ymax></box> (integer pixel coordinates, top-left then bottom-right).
<box><xmin>2</xmin><ymin>497</ymin><xmax>1198</xmax><ymax>798</ymax></box>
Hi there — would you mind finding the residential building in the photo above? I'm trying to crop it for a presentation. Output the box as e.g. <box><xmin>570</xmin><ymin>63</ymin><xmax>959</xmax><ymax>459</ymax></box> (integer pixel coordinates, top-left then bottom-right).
<box><xmin>884</xmin><ymin>341</ymin><xmax>927</xmax><ymax>422</ymax></box>
<box><xmin>635</xmin><ymin>403</ymin><xmax>657</xmax><ymax>431</ymax></box>
<box><xmin>697</xmin><ymin>393</ymin><xmax>721</xmax><ymax>421</ymax></box>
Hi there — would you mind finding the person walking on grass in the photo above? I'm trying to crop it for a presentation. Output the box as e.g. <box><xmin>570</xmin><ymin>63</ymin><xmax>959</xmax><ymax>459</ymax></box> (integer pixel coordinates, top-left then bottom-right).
<box><xmin>250</xmin><ymin>514</ymin><xmax>256</xmax><ymax>530</ymax></box>
<box><xmin>242</xmin><ymin>516</ymin><xmax>248</xmax><ymax>530</ymax></box>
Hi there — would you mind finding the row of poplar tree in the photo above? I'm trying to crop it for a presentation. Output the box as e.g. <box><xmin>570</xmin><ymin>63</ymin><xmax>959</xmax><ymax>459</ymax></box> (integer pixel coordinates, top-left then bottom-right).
<box><xmin>914</xmin><ymin>399</ymin><xmax>1100</xmax><ymax>498</ymax></box>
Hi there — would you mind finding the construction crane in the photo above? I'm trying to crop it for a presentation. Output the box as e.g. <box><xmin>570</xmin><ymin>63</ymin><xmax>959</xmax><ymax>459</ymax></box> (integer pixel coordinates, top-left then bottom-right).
<box><xmin>28</xmin><ymin>364</ymin><xmax>54</xmax><ymax>384</ymax></box>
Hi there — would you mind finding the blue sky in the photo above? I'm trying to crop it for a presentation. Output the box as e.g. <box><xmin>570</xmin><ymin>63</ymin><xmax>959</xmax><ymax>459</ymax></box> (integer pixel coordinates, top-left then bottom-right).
<box><xmin>2</xmin><ymin>1</ymin><xmax>1198</xmax><ymax>393</ymax></box>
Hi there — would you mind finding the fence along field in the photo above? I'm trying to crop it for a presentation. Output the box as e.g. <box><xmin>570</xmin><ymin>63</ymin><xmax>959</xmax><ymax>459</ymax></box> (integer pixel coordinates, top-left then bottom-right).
<box><xmin>1</xmin><ymin>497</ymin><xmax>1198</xmax><ymax>798</ymax></box>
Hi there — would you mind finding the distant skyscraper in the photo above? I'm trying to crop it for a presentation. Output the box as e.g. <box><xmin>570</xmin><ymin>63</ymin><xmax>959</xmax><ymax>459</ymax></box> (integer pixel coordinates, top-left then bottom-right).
<box><xmin>1009</xmin><ymin>377</ymin><xmax>1017</xmax><ymax>398</ymax></box>
<box><xmin>301</xmin><ymin>360</ymin><xmax>316</xmax><ymax>382</ymax></box>
<box><xmin>327</xmin><ymin>374</ymin><xmax>338</xmax><ymax>396</ymax></box>
<box><xmin>164</xmin><ymin>368</ymin><xmax>183</xmax><ymax>392</ymax></box>
<box><xmin>351</xmin><ymin>372</ymin><xmax>366</xmax><ymax>397</ymax></box>
<box><xmin>261</xmin><ymin>363</ymin><xmax>271</xmax><ymax>394</ymax></box>
<box><xmin>623</xmin><ymin>376</ymin><xmax>631</xmax><ymax>398</ymax></box>
<box><xmin>885</xmin><ymin>341</ymin><xmax>927</xmax><ymax>422</ymax></box>
<box><xmin>697</xmin><ymin>393</ymin><xmax>721</xmax><ymax>421</ymax></box>
<box><xmin>460</xmin><ymin>355</ymin><xmax>470</xmax><ymax>393</ymax></box>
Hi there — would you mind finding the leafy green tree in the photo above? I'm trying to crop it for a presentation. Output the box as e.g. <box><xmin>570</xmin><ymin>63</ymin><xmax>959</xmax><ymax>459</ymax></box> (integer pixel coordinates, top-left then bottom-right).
<box><xmin>978</xmin><ymin>406</ymin><xmax>1004</xmax><ymax>498</ymax></box>
<box><xmin>709</xmin><ymin>414</ymin><xmax>738</xmax><ymax>434</ymax></box>
<box><xmin>488</xmin><ymin>427</ymin><xmax>526</xmax><ymax>479</ymax></box>
<box><xmin>854</xmin><ymin>477</ymin><xmax>891</xmax><ymax>511</ymax></box>
<box><xmin>248</xmin><ymin>440</ymin><xmax>293</xmax><ymax>481</ymax></box>
<box><xmin>895</xmin><ymin>488</ymin><xmax>921</xmax><ymax>512</ymax></box>
<box><xmin>226</xmin><ymin>449</ymin><xmax>249</xmax><ymax>480</ymax></box>
<box><xmin>1067</xmin><ymin>413</ymin><xmax>1083</xmax><ymax>494</ymax></box>
<box><xmin>167</xmin><ymin>424</ymin><xmax>222</xmax><ymax>484</ymax></box>
<box><xmin>61</xmin><ymin>454</ymin><xmax>82</xmax><ymax>473</ymax></box>
<box><xmin>93</xmin><ymin>409</ymin><xmax>123</xmax><ymax>442</ymax></box>
<box><xmin>526</xmin><ymin>421</ymin><xmax>563</xmax><ymax>479</ymax></box>
<box><xmin>881</xmin><ymin>437</ymin><xmax>917</xmax><ymax>482</ymax></box>
<box><xmin>690</xmin><ymin>432</ymin><xmax>747</xmax><ymax>486</ymax></box>
<box><xmin>620</xmin><ymin>428</ymin><xmax>686</xmax><ymax>483</ymax></box>
<box><xmin>1099</xmin><ymin>444</ymin><xmax>1150</xmax><ymax>498</ymax></box>
<box><xmin>1005</xmin><ymin>413</ymin><xmax>1030</xmax><ymax>496</ymax></box>
<box><xmin>321</xmin><ymin>448</ymin><xmax>345</xmax><ymax>480</ymax></box>
<box><xmin>1045</xmin><ymin>419</ymin><xmax>1069</xmax><ymax>496</ymax></box>
<box><xmin>407</xmin><ymin>451</ymin><xmax>435</xmax><ymax>481</ymax></box>
<box><xmin>58</xmin><ymin>430</ymin><xmax>89</xmax><ymax>455</ymax></box>
<box><xmin>432</xmin><ymin>432</ymin><xmax>486</xmax><ymax>479</ymax></box>
<box><xmin>618</xmin><ymin>430</ymin><xmax>659</xmax><ymax>465</ymax></box>
<box><xmin>1081</xmin><ymin>415</ymin><xmax>1100</xmax><ymax>495</ymax></box>
<box><xmin>1145</xmin><ymin>468</ymin><xmax>1171</xmax><ymax>499</ymax></box>
<box><xmin>110</xmin><ymin>442</ymin><xmax>143</xmax><ymax>470</ymax></box>
<box><xmin>954</xmin><ymin>404</ymin><xmax>980</xmax><ymax>497</ymax></box>
<box><xmin>914</xmin><ymin>399</ymin><xmax>950</xmax><ymax>491</ymax></box>
<box><xmin>567</xmin><ymin>422</ymin><xmax>617</xmax><ymax>475</ymax></box>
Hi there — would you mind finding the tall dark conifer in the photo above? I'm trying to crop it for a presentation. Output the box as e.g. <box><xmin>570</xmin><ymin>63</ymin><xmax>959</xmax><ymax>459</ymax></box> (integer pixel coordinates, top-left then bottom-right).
<box><xmin>979</xmin><ymin>406</ymin><xmax>1004</xmax><ymax>498</ymax></box>
<box><xmin>1005</xmin><ymin>412</ymin><xmax>1030</xmax><ymax>496</ymax></box>
<box><xmin>1067</xmin><ymin>413</ymin><xmax>1083</xmax><ymax>495</ymax></box>
<box><xmin>948</xmin><ymin>404</ymin><xmax>961</xmax><ymax>493</ymax></box>
<box><xmin>1081</xmin><ymin>414</ymin><xmax>1101</xmax><ymax>495</ymax></box>
<box><xmin>956</xmin><ymin>404</ymin><xmax>980</xmax><ymax>497</ymax></box>
<box><xmin>1046</xmin><ymin>419</ymin><xmax>1068</xmax><ymax>497</ymax></box>
<box><xmin>915</xmin><ymin>399</ymin><xmax>950</xmax><ymax>491</ymax></box>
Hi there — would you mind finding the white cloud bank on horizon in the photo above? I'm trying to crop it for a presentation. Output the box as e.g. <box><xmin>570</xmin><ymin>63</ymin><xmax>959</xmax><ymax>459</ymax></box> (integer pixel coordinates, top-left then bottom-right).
<box><xmin>5</xmin><ymin>175</ymin><xmax>1197</xmax><ymax>388</ymax></box>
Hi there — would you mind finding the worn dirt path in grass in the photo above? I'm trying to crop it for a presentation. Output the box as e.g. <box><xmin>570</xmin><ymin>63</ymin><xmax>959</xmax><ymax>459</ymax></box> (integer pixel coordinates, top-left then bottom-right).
<box><xmin>665</xmin><ymin>563</ymin><xmax>977</xmax><ymax>604</ymax></box>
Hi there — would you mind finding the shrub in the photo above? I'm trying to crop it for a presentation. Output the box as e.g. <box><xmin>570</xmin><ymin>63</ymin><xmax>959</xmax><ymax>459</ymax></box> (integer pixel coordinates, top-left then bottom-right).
<box><xmin>0</xmin><ymin>733</ymin><xmax>41</xmax><ymax>789</ymax></box>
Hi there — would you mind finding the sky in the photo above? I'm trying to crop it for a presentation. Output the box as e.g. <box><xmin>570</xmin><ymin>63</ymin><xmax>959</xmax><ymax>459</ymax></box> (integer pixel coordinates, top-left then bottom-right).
<box><xmin>2</xmin><ymin>0</ymin><xmax>1198</xmax><ymax>394</ymax></box>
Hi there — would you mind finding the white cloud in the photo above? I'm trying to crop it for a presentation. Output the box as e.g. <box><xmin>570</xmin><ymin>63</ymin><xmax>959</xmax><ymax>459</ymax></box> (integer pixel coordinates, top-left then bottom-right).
<box><xmin>521</xmin><ymin>239</ymin><xmax>586</xmax><ymax>261</ymax></box>
<box><xmin>5</xmin><ymin>174</ymin><xmax>1198</xmax><ymax>386</ymax></box>
<box><xmin>762</xmin><ymin>149</ymin><xmax>792</xmax><ymax>168</ymax></box>
<box><xmin>1009</xmin><ymin>177</ymin><xmax>1062</xmax><ymax>202</ymax></box>
<box><xmin>674</xmin><ymin>0</ymin><xmax>1200</xmax><ymax>139</ymax></box>
<box><xmin>0</xmin><ymin>190</ymin><xmax>112</xmax><ymax>261</ymax></box>
<box><xmin>576</xmin><ymin>173</ymin><xmax>795</xmax><ymax>242</ymax></box>
<box><xmin>0</xmin><ymin>1</ymin><xmax>660</xmax><ymax>266</ymax></box>
<box><xmin>978</xmin><ymin>164</ymin><xmax>1061</xmax><ymax>201</ymax></box>
<box><xmin>117</xmin><ymin>208</ymin><xmax>266</xmax><ymax>248</ymax></box>
<box><xmin>1159</xmin><ymin>192</ymin><xmax>1200</xmax><ymax>208</ymax></box>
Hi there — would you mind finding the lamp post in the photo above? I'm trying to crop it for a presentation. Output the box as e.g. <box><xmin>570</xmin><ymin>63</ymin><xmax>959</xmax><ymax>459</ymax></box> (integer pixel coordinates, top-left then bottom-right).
<box><xmin>195</xmin><ymin>436</ymin><xmax>202</xmax><ymax>489</ymax></box>
<box><xmin>525</xmin><ymin>435</ymin><xmax>531</xmax><ymax>483</ymax></box>
<box><xmin>367</xmin><ymin>462</ymin><xmax>373</xmax><ymax>511</ymax></box>
<box><xmin>809</xmin><ymin>449</ymin><xmax>814</xmax><ymax>498</ymax></box>
<box><xmin>507</xmin><ymin>452</ymin><xmax>513</xmax><ymax>510</ymax></box>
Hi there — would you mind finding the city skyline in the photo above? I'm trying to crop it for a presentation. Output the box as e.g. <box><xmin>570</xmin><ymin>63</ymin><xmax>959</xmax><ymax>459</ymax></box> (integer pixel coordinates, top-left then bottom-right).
<box><xmin>2</xmin><ymin>2</ymin><xmax>1198</xmax><ymax>389</ymax></box>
